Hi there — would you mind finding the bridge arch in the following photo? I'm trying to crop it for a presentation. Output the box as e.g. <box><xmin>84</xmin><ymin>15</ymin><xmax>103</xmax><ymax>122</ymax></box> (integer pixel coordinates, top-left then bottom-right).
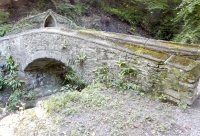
<box><xmin>22</xmin><ymin>50</ymin><xmax>63</xmax><ymax>71</ymax></box>
<box><xmin>24</xmin><ymin>58</ymin><xmax>66</xmax><ymax>73</ymax></box>
<box><xmin>23</xmin><ymin>54</ymin><xmax>81</xmax><ymax>90</ymax></box>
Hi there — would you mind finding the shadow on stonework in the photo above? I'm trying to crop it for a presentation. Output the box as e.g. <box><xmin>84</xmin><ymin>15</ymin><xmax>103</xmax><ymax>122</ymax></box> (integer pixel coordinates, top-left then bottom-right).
<box><xmin>24</xmin><ymin>58</ymin><xmax>67</xmax><ymax>97</ymax></box>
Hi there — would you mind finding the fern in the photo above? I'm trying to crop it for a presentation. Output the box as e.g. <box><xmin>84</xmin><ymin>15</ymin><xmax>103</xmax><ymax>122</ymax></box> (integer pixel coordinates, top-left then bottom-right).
<box><xmin>146</xmin><ymin>1</ymin><xmax>168</xmax><ymax>10</ymax></box>
<box><xmin>173</xmin><ymin>0</ymin><xmax>200</xmax><ymax>44</ymax></box>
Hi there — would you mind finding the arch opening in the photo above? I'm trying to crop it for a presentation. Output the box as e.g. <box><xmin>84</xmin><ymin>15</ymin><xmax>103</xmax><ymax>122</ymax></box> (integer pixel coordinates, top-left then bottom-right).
<box><xmin>44</xmin><ymin>15</ymin><xmax>56</xmax><ymax>27</ymax></box>
<box><xmin>24</xmin><ymin>58</ymin><xmax>67</xmax><ymax>91</ymax></box>
<box><xmin>24</xmin><ymin>58</ymin><xmax>86</xmax><ymax>95</ymax></box>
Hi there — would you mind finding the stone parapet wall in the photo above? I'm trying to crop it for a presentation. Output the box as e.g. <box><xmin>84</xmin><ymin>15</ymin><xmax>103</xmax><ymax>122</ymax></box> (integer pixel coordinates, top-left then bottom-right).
<box><xmin>0</xmin><ymin>28</ymin><xmax>200</xmax><ymax>105</ymax></box>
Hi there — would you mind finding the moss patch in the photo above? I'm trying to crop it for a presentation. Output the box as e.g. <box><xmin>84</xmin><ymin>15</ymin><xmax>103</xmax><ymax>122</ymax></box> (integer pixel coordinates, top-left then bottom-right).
<box><xmin>163</xmin><ymin>42</ymin><xmax>181</xmax><ymax>48</ymax></box>
<box><xmin>168</xmin><ymin>56</ymin><xmax>197</xmax><ymax>66</ymax></box>
<box><xmin>124</xmin><ymin>44</ymin><xmax>169</xmax><ymax>60</ymax></box>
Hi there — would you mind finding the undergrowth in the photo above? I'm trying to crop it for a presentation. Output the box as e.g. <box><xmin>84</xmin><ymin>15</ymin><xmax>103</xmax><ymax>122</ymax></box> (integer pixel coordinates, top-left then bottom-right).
<box><xmin>57</xmin><ymin>0</ymin><xmax>88</xmax><ymax>19</ymax></box>
<box><xmin>62</xmin><ymin>67</ymin><xmax>87</xmax><ymax>91</ymax></box>
<box><xmin>0</xmin><ymin>55</ymin><xmax>35</xmax><ymax>109</ymax></box>
<box><xmin>93</xmin><ymin>59</ymin><xmax>139</xmax><ymax>92</ymax></box>
<box><xmin>41</xmin><ymin>83</ymin><xmax>107</xmax><ymax>113</ymax></box>
<box><xmin>0</xmin><ymin>8</ymin><xmax>9</xmax><ymax>25</ymax></box>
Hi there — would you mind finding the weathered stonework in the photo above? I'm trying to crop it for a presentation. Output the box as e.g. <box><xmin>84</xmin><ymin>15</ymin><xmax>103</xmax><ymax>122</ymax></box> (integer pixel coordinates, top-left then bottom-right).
<box><xmin>6</xmin><ymin>9</ymin><xmax>76</xmax><ymax>35</ymax></box>
<box><xmin>0</xmin><ymin>11</ymin><xmax>200</xmax><ymax>105</ymax></box>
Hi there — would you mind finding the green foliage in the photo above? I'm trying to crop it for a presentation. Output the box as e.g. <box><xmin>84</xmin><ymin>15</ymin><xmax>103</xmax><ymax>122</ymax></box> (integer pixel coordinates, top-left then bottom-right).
<box><xmin>173</xmin><ymin>0</ymin><xmax>200</xmax><ymax>44</ymax></box>
<box><xmin>0</xmin><ymin>55</ymin><xmax>29</xmax><ymax>110</ymax></box>
<box><xmin>76</xmin><ymin>53</ymin><xmax>86</xmax><ymax>66</ymax></box>
<box><xmin>0</xmin><ymin>8</ymin><xmax>11</xmax><ymax>36</ymax></box>
<box><xmin>8</xmin><ymin>89</ymin><xmax>21</xmax><ymax>109</ymax></box>
<box><xmin>80</xmin><ymin>0</ymin><xmax>101</xmax><ymax>8</ymax></box>
<box><xmin>38</xmin><ymin>0</ymin><xmax>49</xmax><ymax>8</ymax></box>
<box><xmin>93</xmin><ymin>64</ymin><xmax>110</xmax><ymax>84</ymax></box>
<box><xmin>0</xmin><ymin>25</ymin><xmax>12</xmax><ymax>36</ymax></box>
<box><xmin>178</xmin><ymin>101</ymin><xmax>187</xmax><ymax>109</ymax></box>
<box><xmin>57</xmin><ymin>0</ymin><xmax>86</xmax><ymax>19</ymax></box>
<box><xmin>0</xmin><ymin>8</ymin><xmax>9</xmax><ymax>25</ymax></box>
<box><xmin>61</xmin><ymin>40</ymin><xmax>67</xmax><ymax>49</ymax></box>
<box><xmin>76</xmin><ymin>53</ymin><xmax>86</xmax><ymax>62</ymax></box>
<box><xmin>60</xmin><ymin>84</ymin><xmax>76</xmax><ymax>91</ymax></box>
<box><xmin>1</xmin><ymin>56</ymin><xmax>22</xmax><ymax>90</ymax></box>
<box><xmin>63</xmin><ymin>67</ymin><xmax>87</xmax><ymax>90</ymax></box>
<box><xmin>6</xmin><ymin>56</ymin><xmax>19</xmax><ymax>75</ymax></box>
<box><xmin>8</xmin><ymin>89</ymin><xmax>35</xmax><ymax>109</ymax></box>
<box><xmin>135</xmin><ymin>0</ymin><xmax>169</xmax><ymax>10</ymax></box>
<box><xmin>111</xmin><ymin>59</ymin><xmax>138</xmax><ymax>91</ymax></box>
<box><xmin>23</xmin><ymin>90</ymin><xmax>35</xmax><ymax>100</ymax></box>
<box><xmin>102</xmin><ymin>5</ymin><xmax>142</xmax><ymax>25</ymax></box>
<box><xmin>4</xmin><ymin>75</ymin><xmax>21</xmax><ymax>90</ymax></box>
<box><xmin>94</xmin><ymin>59</ymin><xmax>139</xmax><ymax>91</ymax></box>
<box><xmin>0</xmin><ymin>74</ymin><xmax>4</xmax><ymax>90</ymax></box>
<box><xmin>102</xmin><ymin>0</ymin><xmax>181</xmax><ymax>41</ymax></box>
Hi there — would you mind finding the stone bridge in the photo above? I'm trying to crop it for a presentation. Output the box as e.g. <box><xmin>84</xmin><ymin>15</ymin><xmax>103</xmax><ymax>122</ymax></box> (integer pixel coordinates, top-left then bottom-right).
<box><xmin>0</xmin><ymin>10</ymin><xmax>200</xmax><ymax>105</ymax></box>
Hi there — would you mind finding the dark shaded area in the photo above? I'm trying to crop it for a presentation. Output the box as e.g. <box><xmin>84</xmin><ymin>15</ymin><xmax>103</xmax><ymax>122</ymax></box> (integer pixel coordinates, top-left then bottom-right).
<box><xmin>25</xmin><ymin>58</ymin><xmax>65</xmax><ymax>74</ymax></box>
<box><xmin>24</xmin><ymin>58</ymin><xmax>86</xmax><ymax>91</ymax></box>
<box><xmin>44</xmin><ymin>15</ymin><xmax>56</xmax><ymax>27</ymax></box>
<box><xmin>0</xmin><ymin>0</ymin><xmax>56</xmax><ymax>23</ymax></box>
<box><xmin>24</xmin><ymin>58</ymin><xmax>66</xmax><ymax>89</ymax></box>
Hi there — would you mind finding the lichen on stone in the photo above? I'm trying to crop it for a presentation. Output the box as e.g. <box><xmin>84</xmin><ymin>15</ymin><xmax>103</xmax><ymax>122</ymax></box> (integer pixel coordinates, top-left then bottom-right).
<box><xmin>124</xmin><ymin>44</ymin><xmax>169</xmax><ymax>60</ymax></box>
<box><xmin>168</xmin><ymin>56</ymin><xmax>197</xmax><ymax>67</ymax></box>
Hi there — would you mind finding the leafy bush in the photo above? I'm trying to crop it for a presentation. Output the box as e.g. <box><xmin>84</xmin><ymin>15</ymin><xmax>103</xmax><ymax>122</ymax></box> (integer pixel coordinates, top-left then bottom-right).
<box><xmin>2</xmin><ymin>56</ymin><xmax>22</xmax><ymax>90</ymax></box>
<box><xmin>0</xmin><ymin>56</ymin><xmax>30</xmax><ymax>109</ymax></box>
<box><xmin>8</xmin><ymin>90</ymin><xmax>21</xmax><ymax>109</ymax></box>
